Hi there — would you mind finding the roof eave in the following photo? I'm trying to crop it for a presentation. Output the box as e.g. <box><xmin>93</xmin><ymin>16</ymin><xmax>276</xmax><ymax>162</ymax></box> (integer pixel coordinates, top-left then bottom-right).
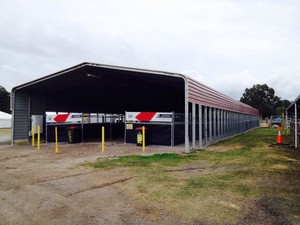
<box><xmin>11</xmin><ymin>62</ymin><xmax>187</xmax><ymax>93</ymax></box>
<box><xmin>287</xmin><ymin>94</ymin><xmax>300</xmax><ymax>112</ymax></box>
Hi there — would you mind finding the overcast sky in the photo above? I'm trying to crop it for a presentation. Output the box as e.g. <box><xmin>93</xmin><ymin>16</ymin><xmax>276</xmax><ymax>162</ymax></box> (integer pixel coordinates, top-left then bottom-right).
<box><xmin>0</xmin><ymin>0</ymin><xmax>299</xmax><ymax>101</ymax></box>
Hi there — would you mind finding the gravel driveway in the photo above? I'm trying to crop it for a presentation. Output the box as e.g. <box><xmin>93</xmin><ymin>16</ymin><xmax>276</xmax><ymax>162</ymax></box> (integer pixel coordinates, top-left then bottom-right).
<box><xmin>0</xmin><ymin>142</ymin><xmax>184</xmax><ymax>225</ymax></box>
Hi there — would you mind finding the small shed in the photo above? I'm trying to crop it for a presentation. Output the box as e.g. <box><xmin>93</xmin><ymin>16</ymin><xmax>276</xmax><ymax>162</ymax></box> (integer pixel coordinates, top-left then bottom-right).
<box><xmin>286</xmin><ymin>94</ymin><xmax>300</xmax><ymax>148</ymax></box>
<box><xmin>0</xmin><ymin>111</ymin><xmax>12</xmax><ymax>128</ymax></box>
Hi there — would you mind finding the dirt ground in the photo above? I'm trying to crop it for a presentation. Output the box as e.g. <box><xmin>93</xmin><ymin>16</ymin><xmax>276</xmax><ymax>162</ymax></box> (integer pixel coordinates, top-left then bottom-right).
<box><xmin>0</xmin><ymin>142</ymin><xmax>186</xmax><ymax>225</ymax></box>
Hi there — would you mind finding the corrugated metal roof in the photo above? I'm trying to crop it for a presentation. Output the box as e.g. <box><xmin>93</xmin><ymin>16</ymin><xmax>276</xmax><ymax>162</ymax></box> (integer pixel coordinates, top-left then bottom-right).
<box><xmin>12</xmin><ymin>62</ymin><xmax>258</xmax><ymax>115</ymax></box>
<box><xmin>12</xmin><ymin>62</ymin><xmax>186</xmax><ymax>113</ymax></box>
<box><xmin>287</xmin><ymin>94</ymin><xmax>300</xmax><ymax>112</ymax></box>
<box><xmin>187</xmin><ymin>77</ymin><xmax>258</xmax><ymax>115</ymax></box>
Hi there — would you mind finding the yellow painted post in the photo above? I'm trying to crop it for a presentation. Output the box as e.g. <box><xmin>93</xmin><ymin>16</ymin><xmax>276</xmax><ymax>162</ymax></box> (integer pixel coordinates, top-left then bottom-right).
<box><xmin>142</xmin><ymin>126</ymin><xmax>145</xmax><ymax>152</ymax></box>
<box><xmin>55</xmin><ymin>127</ymin><xmax>59</xmax><ymax>154</ymax></box>
<box><xmin>102</xmin><ymin>126</ymin><xmax>105</xmax><ymax>153</ymax></box>
<box><xmin>37</xmin><ymin>125</ymin><xmax>40</xmax><ymax>150</ymax></box>
<box><xmin>32</xmin><ymin>126</ymin><xmax>35</xmax><ymax>147</ymax></box>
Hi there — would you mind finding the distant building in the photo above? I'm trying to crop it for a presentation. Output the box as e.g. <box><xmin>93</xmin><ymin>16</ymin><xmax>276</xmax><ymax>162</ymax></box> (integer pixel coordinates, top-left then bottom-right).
<box><xmin>286</xmin><ymin>95</ymin><xmax>300</xmax><ymax>148</ymax></box>
<box><xmin>0</xmin><ymin>111</ymin><xmax>11</xmax><ymax>128</ymax></box>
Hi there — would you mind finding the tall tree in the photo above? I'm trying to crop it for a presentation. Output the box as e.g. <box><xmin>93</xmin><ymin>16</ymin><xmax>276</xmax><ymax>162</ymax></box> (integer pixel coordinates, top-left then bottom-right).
<box><xmin>0</xmin><ymin>85</ymin><xmax>11</xmax><ymax>113</ymax></box>
<box><xmin>275</xmin><ymin>99</ymin><xmax>291</xmax><ymax>116</ymax></box>
<box><xmin>240</xmin><ymin>84</ymin><xmax>280</xmax><ymax>118</ymax></box>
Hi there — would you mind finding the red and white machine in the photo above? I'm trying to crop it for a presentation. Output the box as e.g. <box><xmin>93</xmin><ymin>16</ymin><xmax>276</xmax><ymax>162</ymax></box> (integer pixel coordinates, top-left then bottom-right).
<box><xmin>46</xmin><ymin>113</ymin><xmax>82</xmax><ymax>124</ymax></box>
<box><xmin>125</xmin><ymin>112</ymin><xmax>173</xmax><ymax>123</ymax></box>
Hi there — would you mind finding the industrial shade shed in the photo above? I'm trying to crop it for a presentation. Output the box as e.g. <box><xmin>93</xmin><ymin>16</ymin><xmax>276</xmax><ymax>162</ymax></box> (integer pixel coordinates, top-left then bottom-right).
<box><xmin>286</xmin><ymin>94</ymin><xmax>300</xmax><ymax>148</ymax></box>
<box><xmin>11</xmin><ymin>62</ymin><xmax>259</xmax><ymax>152</ymax></box>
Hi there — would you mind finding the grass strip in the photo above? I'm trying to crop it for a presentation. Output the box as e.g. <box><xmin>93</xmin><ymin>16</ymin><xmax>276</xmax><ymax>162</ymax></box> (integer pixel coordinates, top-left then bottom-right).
<box><xmin>87</xmin><ymin>128</ymin><xmax>300</xmax><ymax>224</ymax></box>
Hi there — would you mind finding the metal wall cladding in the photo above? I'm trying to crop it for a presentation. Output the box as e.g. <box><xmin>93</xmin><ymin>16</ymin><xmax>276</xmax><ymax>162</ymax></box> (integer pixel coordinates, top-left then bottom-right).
<box><xmin>13</xmin><ymin>92</ymin><xmax>29</xmax><ymax>140</ymax></box>
<box><xmin>187</xmin><ymin>77</ymin><xmax>259</xmax><ymax>116</ymax></box>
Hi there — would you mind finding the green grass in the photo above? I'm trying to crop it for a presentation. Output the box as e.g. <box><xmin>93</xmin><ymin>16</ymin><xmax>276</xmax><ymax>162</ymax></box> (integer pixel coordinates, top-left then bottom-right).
<box><xmin>89</xmin><ymin>153</ymin><xmax>197</xmax><ymax>169</ymax></box>
<box><xmin>88</xmin><ymin>128</ymin><xmax>300</xmax><ymax>224</ymax></box>
<box><xmin>212</xmin><ymin>127</ymin><xmax>275</xmax><ymax>148</ymax></box>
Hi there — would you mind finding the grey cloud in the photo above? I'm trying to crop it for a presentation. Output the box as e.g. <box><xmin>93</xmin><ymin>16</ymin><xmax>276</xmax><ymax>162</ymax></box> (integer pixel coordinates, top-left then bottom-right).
<box><xmin>0</xmin><ymin>0</ymin><xmax>299</xmax><ymax>101</ymax></box>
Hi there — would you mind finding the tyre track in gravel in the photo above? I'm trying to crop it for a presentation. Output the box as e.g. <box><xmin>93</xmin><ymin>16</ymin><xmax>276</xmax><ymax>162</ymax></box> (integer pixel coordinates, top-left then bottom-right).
<box><xmin>0</xmin><ymin>144</ymin><xmax>182</xmax><ymax>225</ymax></box>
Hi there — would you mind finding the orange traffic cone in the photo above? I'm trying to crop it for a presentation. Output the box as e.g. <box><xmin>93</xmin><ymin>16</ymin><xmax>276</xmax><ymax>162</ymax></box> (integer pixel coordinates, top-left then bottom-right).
<box><xmin>276</xmin><ymin>126</ymin><xmax>283</xmax><ymax>144</ymax></box>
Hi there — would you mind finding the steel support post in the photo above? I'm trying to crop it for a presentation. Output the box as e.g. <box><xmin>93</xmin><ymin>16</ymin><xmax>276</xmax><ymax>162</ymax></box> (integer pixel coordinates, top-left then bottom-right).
<box><xmin>238</xmin><ymin>113</ymin><xmax>240</xmax><ymax>133</ymax></box>
<box><xmin>227</xmin><ymin>111</ymin><xmax>229</xmax><ymax>136</ymax></box>
<box><xmin>240</xmin><ymin>114</ymin><xmax>242</xmax><ymax>132</ymax></box>
<box><xmin>185</xmin><ymin>108</ymin><xmax>189</xmax><ymax>153</ymax></box>
<box><xmin>295</xmin><ymin>103</ymin><xmax>298</xmax><ymax>148</ymax></box>
<box><xmin>199</xmin><ymin>104</ymin><xmax>203</xmax><ymax>148</ymax></box>
<box><xmin>238</xmin><ymin>113</ymin><xmax>244</xmax><ymax>133</ymax></box>
<box><xmin>217</xmin><ymin>109</ymin><xmax>220</xmax><ymax>139</ymax></box>
<box><xmin>204</xmin><ymin>106</ymin><xmax>208</xmax><ymax>145</ymax></box>
<box><xmin>237</xmin><ymin>113</ymin><xmax>239</xmax><ymax>133</ymax></box>
<box><xmin>224</xmin><ymin>111</ymin><xmax>226</xmax><ymax>137</ymax></box>
<box><xmin>81</xmin><ymin>117</ymin><xmax>84</xmax><ymax>143</ymax></box>
<box><xmin>232</xmin><ymin>112</ymin><xmax>234</xmax><ymax>134</ymax></box>
<box><xmin>228</xmin><ymin>111</ymin><xmax>231</xmax><ymax>136</ymax></box>
<box><xmin>231</xmin><ymin>112</ymin><xmax>233</xmax><ymax>135</ymax></box>
<box><xmin>27</xmin><ymin>96</ymin><xmax>31</xmax><ymax>144</ymax></box>
<box><xmin>220</xmin><ymin>110</ymin><xmax>223</xmax><ymax>138</ymax></box>
<box><xmin>233</xmin><ymin>113</ymin><xmax>236</xmax><ymax>135</ymax></box>
<box><xmin>234</xmin><ymin>113</ymin><xmax>237</xmax><ymax>135</ymax></box>
<box><xmin>192</xmin><ymin>103</ymin><xmax>196</xmax><ymax>149</ymax></box>
<box><xmin>242</xmin><ymin>114</ymin><xmax>244</xmax><ymax>131</ymax></box>
<box><xmin>184</xmin><ymin>80</ymin><xmax>189</xmax><ymax>152</ymax></box>
<box><xmin>209</xmin><ymin>107</ymin><xmax>212</xmax><ymax>143</ymax></box>
<box><xmin>249</xmin><ymin>115</ymin><xmax>251</xmax><ymax>129</ymax></box>
<box><xmin>285</xmin><ymin>111</ymin><xmax>288</xmax><ymax>135</ymax></box>
<box><xmin>231</xmin><ymin>112</ymin><xmax>233</xmax><ymax>136</ymax></box>
<box><xmin>238</xmin><ymin>113</ymin><xmax>241</xmax><ymax>133</ymax></box>
<box><xmin>239</xmin><ymin>113</ymin><xmax>241</xmax><ymax>133</ymax></box>
<box><xmin>171</xmin><ymin>111</ymin><xmax>175</xmax><ymax>147</ymax></box>
<box><xmin>225</xmin><ymin>110</ymin><xmax>228</xmax><ymax>137</ymax></box>
<box><xmin>213</xmin><ymin>108</ymin><xmax>216</xmax><ymax>141</ymax></box>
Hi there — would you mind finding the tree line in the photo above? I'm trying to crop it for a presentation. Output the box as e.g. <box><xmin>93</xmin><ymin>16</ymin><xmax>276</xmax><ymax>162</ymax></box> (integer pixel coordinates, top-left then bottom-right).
<box><xmin>240</xmin><ymin>84</ymin><xmax>290</xmax><ymax>119</ymax></box>
<box><xmin>0</xmin><ymin>85</ymin><xmax>11</xmax><ymax>113</ymax></box>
